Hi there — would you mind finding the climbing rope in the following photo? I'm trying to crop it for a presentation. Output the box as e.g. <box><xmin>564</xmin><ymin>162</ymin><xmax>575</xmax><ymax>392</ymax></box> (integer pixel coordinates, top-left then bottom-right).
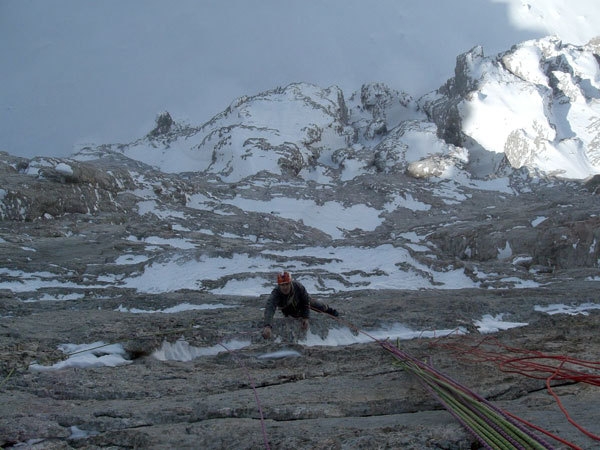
<box><xmin>321</xmin><ymin>310</ymin><xmax>584</xmax><ymax>450</ymax></box>
<box><xmin>218</xmin><ymin>340</ymin><xmax>270</xmax><ymax>450</ymax></box>
<box><xmin>62</xmin><ymin>325</ymin><xmax>201</xmax><ymax>357</ymax></box>
<box><xmin>0</xmin><ymin>367</ymin><xmax>15</xmax><ymax>389</ymax></box>
<box><xmin>380</xmin><ymin>339</ymin><xmax>561</xmax><ymax>450</ymax></box>
<box><xmin>430</xmin><ymin>334</ymin><xmax>600</xmax><ymax>444</ymax></box>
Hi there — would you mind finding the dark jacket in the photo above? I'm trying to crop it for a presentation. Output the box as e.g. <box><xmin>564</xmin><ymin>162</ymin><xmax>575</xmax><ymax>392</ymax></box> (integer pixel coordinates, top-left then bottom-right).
<box><xmin>263</xmin><ymin>280</ymin><xmax>311</xmax><ymax>327</ymax></box>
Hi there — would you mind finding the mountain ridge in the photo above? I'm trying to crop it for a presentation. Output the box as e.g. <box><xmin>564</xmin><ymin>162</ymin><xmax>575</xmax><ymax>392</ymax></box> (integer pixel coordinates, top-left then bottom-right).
<box><xmin>68</xmin><ymin>36</ymin><xmax>600</xmax><ymax>183</ymax></box>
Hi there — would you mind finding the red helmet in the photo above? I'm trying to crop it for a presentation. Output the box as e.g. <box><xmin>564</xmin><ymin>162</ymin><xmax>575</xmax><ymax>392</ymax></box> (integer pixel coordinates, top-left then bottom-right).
<box><xmin>277</xmin><ymin>271</ymin><xmax>292</xmax><ymax>284</ymax></box>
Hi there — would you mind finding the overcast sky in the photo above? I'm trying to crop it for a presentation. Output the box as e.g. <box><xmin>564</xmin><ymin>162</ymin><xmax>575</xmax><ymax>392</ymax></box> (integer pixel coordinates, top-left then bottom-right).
<box><xmin>1</xmin><ymin>0</ymin><xmax>598</xmax><ymax>158</ymax></box>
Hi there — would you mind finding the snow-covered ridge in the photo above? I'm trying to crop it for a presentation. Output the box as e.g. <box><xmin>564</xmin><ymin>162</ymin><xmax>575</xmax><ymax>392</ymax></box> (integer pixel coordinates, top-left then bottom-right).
<box><xmin>74</xmin><ymin>37</ymin><xmax>600</xmax><ymax>182</ymax></box>
<box><xmin>422</xmin><ymin>37</ymin><xmax>600</xmax><ymax>179</ymax></box>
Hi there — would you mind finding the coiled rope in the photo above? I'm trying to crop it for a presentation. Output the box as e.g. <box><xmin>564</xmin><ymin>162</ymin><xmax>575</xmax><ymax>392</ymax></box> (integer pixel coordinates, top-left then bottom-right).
<box><xmin>325</xmin><ymin>310</ymin><xmax>583</xmax><ymax>450</ymax></box>
<box><xmin>379</xmin><ymin>339</ymin><xmax>560</xmax><ymax>449</ymax></box>
<box><xmin>430</xmin><ymin>334</ymin><xmax>600</xmax><ymax>444</ymax></box>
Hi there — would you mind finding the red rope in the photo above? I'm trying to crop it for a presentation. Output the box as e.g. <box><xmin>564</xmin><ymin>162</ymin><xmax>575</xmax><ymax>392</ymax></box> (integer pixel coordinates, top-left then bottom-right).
<box><xmin>216</xmin><ymin>311</ymin><xmax>598</xmax><ymax>449</ymax></box>
<box><xmin>502</xmin><ymin>409</ymin><xmax>583</xmax><ymax>450</ymax></box>
<box><xmin>313</xmin><ymin>311</ymin><xmax>567</xmax><ymax>448</ymax></box>
<box><xmin>430</xmin><ymin>335</ymin><xmax>600</xmax><ymax>443</ymax></box>
<box><xmin>218</xmin><ymin>339</ymin><xmax>271</xmax><ymax>450</ymax></box>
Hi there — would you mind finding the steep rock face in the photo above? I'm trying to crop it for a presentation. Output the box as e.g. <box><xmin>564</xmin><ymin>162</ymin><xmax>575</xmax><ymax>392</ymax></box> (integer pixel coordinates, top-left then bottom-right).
<box><xmin>420</xmin><ymin>37</ymin><xmax>600</xmax><ymax>179</ymax></box>
<box><xmin>0</xmin><ymin>156</ymin><xmax>135</xmax><ymax>221</ymax></box>
<box><xmin>420</xmin><ymin>45</ymin><xmax>486</xmax><ymax>149</ymax></box>
<box><xmin>429</xmin><ymin>207</ymin><xmax>600</xmax><ymax>271</ymax></box>
<box><xmin>195</xmin><ymin>83</ymin><xmax>353</xmax><ymax>181</ymax></box>
<box><xmin>348</xmin><ymin>82</ymin><xmax>417</xmax><ymax>141</ymax></box>
<box><xmin>2</xmin><ymin>288</ymin><xmax>600</xmax><ymax>449</ymax></box>
<box><xmin>373</xmin><ymin>120</ymin><xmax>468</xmax><ymax>178</ymax></box>
<box><xmin>3</xmin><ymin>37</ymin><xmax>600</xmax><ymax>450</ymax></box>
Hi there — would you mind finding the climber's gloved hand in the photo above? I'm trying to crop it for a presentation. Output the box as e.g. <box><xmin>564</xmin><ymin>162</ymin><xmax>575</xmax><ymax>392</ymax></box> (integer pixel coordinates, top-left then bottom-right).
<box><xmin>262</xmin><ymin>325</ymin><xmax>272</xmax><ymax>339</ymax></box>
<box><xmin>301</xmin><ymin>318</ymin><xmax>309</xmax><ymax>331</ymax></box>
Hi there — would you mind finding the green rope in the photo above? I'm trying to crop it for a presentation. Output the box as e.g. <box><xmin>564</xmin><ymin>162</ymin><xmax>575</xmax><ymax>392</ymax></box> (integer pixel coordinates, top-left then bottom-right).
<box><xmin>0</xmin><ymin>367</ymin><xmax>15</xmax><ymax>389</ymax></box>
<box><xmin>392</xmin><ymin>355</ymin><xmax>550</xmax><ymax>450</ymax></box>
<box><xmin>419</xmin><ymin>363</ymin><xmax>546</xmax><ymax>449</ymax></box>
<box><xmin>407</xmin><ymin>362</ymin><xmax>517</xmax><ymax>449</ymax></box>
<box><xmin>426</xmin><ymin>381</ymin><xmax>513</xmax><ymax>448</ymax></box>
<box><xmin>417</xmin><ymin>368</ymin><xmax>520</xmax><ymax>447</ymax></box>
<box><xmin>439</xmin><ymin>391</ymin><xmax>512</xmax><ymax>450</ymax></box>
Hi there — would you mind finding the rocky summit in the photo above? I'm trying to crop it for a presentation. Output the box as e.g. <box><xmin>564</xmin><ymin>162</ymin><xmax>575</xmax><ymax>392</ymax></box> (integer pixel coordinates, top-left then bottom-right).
<box><xmin>1</xmin><ymin>36</ymin><xmax>600</xmax><ymax>449</ymax></box>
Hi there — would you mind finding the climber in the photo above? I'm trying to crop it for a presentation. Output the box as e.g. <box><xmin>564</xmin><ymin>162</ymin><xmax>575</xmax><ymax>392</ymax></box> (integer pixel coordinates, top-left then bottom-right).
<box><xmin>261</xmin><ymin>271</ymin><xmax>338</xmax><ymax>339</ymax></box>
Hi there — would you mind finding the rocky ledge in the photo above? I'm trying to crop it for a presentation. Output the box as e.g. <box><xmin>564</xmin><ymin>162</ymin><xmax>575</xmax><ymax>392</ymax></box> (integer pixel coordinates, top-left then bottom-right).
<box><xmin>1</xmin><ymin>282</ymin><xmax>599</xmax><ymax>449</ymax></box>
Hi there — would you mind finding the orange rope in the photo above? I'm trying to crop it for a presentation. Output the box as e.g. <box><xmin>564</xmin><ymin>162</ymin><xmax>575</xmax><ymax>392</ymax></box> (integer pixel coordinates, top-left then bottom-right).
<box><xmin>430</xmin><ymin>335</ymin><xmax>600</xmax><ymax>443</ymax></box>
